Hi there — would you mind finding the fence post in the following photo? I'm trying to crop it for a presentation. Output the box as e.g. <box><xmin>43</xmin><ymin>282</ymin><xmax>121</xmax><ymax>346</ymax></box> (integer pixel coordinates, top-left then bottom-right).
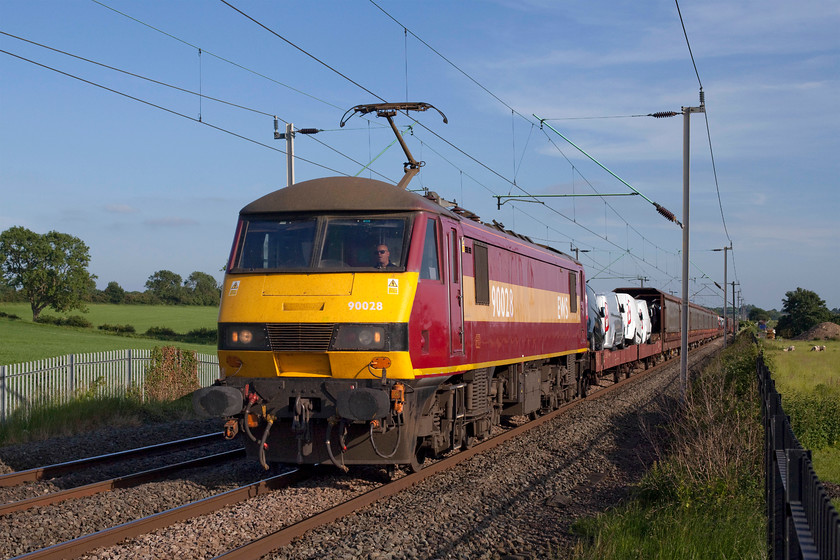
<box><xmin>127</xmin><ymin>349</ymin><xmax>132</xmax><ymax>390</ymax></box>
<box><xmin>69</xmin><ymin>354</ymin><xmax>75</xmax><ymax>398</ymax></box>
<box><xmin>0</xmin><ymin>365</ymin><xmax>5</xmax><ymax>422</ymax></box>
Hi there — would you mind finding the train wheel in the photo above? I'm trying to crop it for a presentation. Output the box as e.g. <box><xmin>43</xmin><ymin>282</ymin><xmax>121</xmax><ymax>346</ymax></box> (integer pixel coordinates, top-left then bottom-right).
<box><xmin>578</xmin><ymin>376</ymin><xmax>588</xmax><ymax>398</ymax></box>
<box><xmin>408</xmin><ymin>444</ymin><xmax>427</xmax><ymax>474</ymax></box>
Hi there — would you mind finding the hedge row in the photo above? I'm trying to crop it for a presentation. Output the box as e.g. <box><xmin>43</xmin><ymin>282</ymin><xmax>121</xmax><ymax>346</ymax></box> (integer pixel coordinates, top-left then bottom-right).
<box><xmin>33</xmin><ymin>315</ymin><xmax>217</xmax><ymax>345</ymax></box>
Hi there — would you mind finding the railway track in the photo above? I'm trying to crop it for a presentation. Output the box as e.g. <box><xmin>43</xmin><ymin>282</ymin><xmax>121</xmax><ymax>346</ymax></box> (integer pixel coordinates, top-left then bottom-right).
<box><xmin>0</xmin><ymin>432</ymin><xmax>222</xmax><ymax>488</ymax></box>
<box><xmin>0</xmin><ymin>448</ymin><xmax>244</xmax><ymax>516</ymax></box>
<box><xmin>9</xmin><ymin>469</ymin><xmax>311</xmax><ymax>560</ymax></box>
<box><xmin>3</xmin><ymin>341</ymin><xmax>720</xmax><ymax>560</ymax></box>
<box><xmin>0</xmin><ymin>432</ymin><xmax>239</xmax><ymax>513</ymax></box>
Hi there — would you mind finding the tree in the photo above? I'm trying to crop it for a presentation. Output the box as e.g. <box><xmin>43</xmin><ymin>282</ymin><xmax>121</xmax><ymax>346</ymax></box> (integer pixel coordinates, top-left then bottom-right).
<box><xmin>103</xmin><ymin>281</ymin><xmax>126</xmax><ymax>304</ymax></box>
<box><xmin>145</xmin><ymin>270</ymin><xmax>183</xmax><ymax>304</ymax></box>
<box><xmin>184</xmin><ymin>271</ymin><xmax>221</xmax><ymax>306</ymax></box>
<box><xmin>748</xmin><ymin>306</ymin><xmax>771</xmax><ymax>322</ymax></box>
<box><xmin>775</xmin><ymin>287</ymin><xmax>831</xmax><ymax>337</ymax></box>
<box><xmin>0</xmin><ymin>226</ymin><xmax>96</xmax><ymax>321</ymax></box>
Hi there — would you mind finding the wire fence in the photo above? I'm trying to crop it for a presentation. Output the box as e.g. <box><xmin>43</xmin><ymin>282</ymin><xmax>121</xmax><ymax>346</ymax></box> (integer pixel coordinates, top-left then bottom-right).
<box><xmin>759</xmin><ymin>350</ymin><xmax>840</xmax><ymax>559</ymax></box>
<box><xmin>0</xmin><ymin>349</ymin><xmax>220</xmax><ymax>422</ymax></box>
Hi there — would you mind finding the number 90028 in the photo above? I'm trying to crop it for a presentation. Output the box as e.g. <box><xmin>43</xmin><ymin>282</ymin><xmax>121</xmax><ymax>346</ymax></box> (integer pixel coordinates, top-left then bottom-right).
<box><xmin>348</xmin><ymin>301</ymin><xmax>383</xmax><ymax>311</ymax></box>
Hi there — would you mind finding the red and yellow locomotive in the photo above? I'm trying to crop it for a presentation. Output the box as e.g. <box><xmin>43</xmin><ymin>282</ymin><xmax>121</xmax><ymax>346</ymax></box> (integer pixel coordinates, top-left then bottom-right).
<box><xmin>194</xmin><ymin>175</ymin><xmax>590</xmax><ymax>471</ymax></box>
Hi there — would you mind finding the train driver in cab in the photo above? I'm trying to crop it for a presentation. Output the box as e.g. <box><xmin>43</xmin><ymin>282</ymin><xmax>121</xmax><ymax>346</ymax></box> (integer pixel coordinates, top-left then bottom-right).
<box><xmin>375</xmin><ymin>244</ymin><xmax>398</xmax><ymax>269</ymax></box>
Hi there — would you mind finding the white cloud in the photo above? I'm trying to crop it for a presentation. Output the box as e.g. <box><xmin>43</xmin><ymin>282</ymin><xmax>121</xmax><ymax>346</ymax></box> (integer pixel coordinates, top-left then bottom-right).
<box><xmin>143</xmin><ymin>217</ymin><xmax>199</xmax><ymax>227</ymax></box>
<box><xmin>105</xmin><ymin>204</ymin><xmax>138</xmax><ymax>214</ymax></box>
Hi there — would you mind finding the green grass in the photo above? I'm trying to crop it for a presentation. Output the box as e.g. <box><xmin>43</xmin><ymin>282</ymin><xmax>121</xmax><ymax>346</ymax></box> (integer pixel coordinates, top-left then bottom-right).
<box><xmin>812</xmin><ymin>447</ymin><xmax>840</xmax><ymax>510</ymax></box>
<box><xmin>0</xmin><ymin>303</ymin><xmax>217</xmax><ymax>444</ymax></box>
<box><xmin>0</xmin><ymin>392</ymin><xmax>198</xmax><ymax>445</ymax></box>
<box><xmin>0</xmin><ymin>304</ymin><xmax>217</xmax><ymax>365</ymax></box>
<box><xmin>764</xmin><ymin>338</ymin><xmax>840</xmax><ymax>394</ymax></box>
<box><xmin>763</xmin><ymin>338</ymin><xmax>840</xmax><ymax>491</ymax></box>
<box><xmin>765</xmin><ymin>339</ymin><xmax>840</xmax><ymax>472</ymax></box>
<box><xmin>571</xmin><ymin>333</ymin><xmax>765</xmax><ymax>559</ymax></box>
<box><xmin>0</xmin><ymin>302</ymin><xmax>218</xmax><ymax>333</ymax></box>
<box><xmin>573</xmin><ymin>499</ymin><xmax>765</xmax><ymax>560</ymax></box>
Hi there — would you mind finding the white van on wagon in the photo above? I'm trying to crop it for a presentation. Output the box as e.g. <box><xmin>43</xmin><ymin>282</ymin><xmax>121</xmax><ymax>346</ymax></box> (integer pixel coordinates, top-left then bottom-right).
<box><xmin>596</xmin><ymin>292</ymin><xmax>625</xmax><ymax>350</ymax></box>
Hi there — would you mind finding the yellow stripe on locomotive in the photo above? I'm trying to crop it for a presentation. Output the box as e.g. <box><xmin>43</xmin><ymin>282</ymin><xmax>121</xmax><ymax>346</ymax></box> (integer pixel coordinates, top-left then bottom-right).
<box><xmin>216</xmin><ymin>272</ymin><xmax>419</xmax><ymax>381</ymax></box>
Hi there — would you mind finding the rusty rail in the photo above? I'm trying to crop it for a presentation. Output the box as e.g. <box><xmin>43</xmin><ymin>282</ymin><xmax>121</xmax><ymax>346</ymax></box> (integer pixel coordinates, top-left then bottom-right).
<box><xmin>9</xmin><ymin>468</ymin><xmax>310</xmax><ymax>560</ymax></box>
<box><xmin>0</xmin><ymin>432</ymin><xmax>223</xmax><ymax>487</ymax></box>
<box><xmin>0</xmin><ymin>449</ymin><xmax>244</xmax><ymax>515</ymax></box>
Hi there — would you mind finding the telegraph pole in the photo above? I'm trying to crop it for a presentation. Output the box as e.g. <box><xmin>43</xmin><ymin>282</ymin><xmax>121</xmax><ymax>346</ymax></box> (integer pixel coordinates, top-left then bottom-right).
<box><xmin>285</xmin><ymin>123</ymin><xmax>294</xmax><ymax>187</ymax></box>
<box><xmin>713</xmin><ymin>243</ymin><xmax>731</xmax><ymax>346</ymax></box>
<box><xmin>680</xmin><ymin>92</ymin><xmax>705</xmax><ymax>400</ymax></box>
<box><xmin>274</xmin><ymin>119</ymin><xmax>321</xmax><ymax>188</ymax></box>
<box><xmin>732</xmin><ymin>282</ymin><xmax>739</xmax><ymax>333</ymax></box>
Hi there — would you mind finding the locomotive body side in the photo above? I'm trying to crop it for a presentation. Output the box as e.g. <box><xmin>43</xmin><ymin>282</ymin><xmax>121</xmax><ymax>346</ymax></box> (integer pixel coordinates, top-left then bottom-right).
<box><xmin>195</xmin><ymin>177</ymin><xmax>589</xmax><ymax>471</ymax></box>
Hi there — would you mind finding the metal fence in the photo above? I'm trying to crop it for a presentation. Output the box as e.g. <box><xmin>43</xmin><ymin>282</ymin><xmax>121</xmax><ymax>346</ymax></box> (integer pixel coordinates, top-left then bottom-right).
<box><xmin>759</xmin><ymin>351</ymin><xmax>840</xmax><ymax>559</ymax></box>
<box><xmin>0</xmin><ymin>349</ymin><xmax>220</xmax><ymax>422</ymax></box>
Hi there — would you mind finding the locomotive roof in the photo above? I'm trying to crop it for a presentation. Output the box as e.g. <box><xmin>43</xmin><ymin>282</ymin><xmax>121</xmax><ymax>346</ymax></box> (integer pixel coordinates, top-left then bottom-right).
<box><xmin>241</xmin><ymin>176</ymin><xmax>459</xmax><ymax>219</ymax></box>
<box><xmin>241</xmin><ymin>176</ymin><xmax>579</xmax><ymax>266</ymax></box>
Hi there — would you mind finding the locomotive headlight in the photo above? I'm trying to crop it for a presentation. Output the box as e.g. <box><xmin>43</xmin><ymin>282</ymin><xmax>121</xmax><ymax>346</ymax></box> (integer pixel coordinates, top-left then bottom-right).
<box><xmin>219</xmin><ymin>324</ymin><xmax>270</xmax><ymax>351</ymax></box>
<box><xmin>333</xmin><ymin>325</ymin><xmax>385</xmax><ymax>350</ymax></box>
<box><xmin>330</xmin><ymin>324</ymin><xmax>407</xmax><ymax>351</ymax></box>
<box><xmin>357</xmin><ymin>328</ymin><xmax>380</xmax><ymax>346</ymax></box>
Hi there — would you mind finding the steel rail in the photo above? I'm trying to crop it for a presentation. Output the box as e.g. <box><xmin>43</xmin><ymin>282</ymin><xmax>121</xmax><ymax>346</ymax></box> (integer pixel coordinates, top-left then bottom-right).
<box><xmin>213</xmin><ymin>338</ymin><xmax>723</xmax><ymax>560</ymax></box>
<box><xmin>0</xmin><ymin>432</ymin><xmax>224</xmax><ymax>487</ymax></box>
<box><xmin>8</xmin><ymin>468</ymin><xmax>311</xmax><ymax>560</ymax></box>
<box><xmin>0</xmin><ymin>448</ymin><xmax>245</xmax><ymax>515</ymax></box>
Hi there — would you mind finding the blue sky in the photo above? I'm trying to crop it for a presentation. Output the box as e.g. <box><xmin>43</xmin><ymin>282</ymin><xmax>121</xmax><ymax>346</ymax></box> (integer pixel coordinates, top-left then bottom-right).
<box><xmin>1</xmin><ymin>0</ymin><xmax>838</xmax><ymax>311</ymax></box>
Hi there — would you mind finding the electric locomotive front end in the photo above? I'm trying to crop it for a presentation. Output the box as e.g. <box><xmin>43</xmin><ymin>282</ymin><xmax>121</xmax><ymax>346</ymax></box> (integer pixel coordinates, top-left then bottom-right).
<box><xmin>193</xmin><ymin>177</ymin><xmax>456</xmax><ymax>470</ymax></box>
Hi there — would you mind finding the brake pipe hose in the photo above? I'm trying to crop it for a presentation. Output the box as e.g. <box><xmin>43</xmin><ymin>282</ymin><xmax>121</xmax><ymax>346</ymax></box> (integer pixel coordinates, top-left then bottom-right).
<box><xmin>325</xmin><ymin>418</ymin><xmax>349</xmax><ymax>473</ymax></box>
<box><xmin>370</xmin><ymin>414</ymin><xmax>402</xmax><ymax>459</ymax></box>
<box><xmin>243</xmin><ymin>401</ymin><xmax>258</xmax><ymax>442</ymax></box>
<box><xmin>258</xmin><ymin>414</ymin><xmax>275</xmax><ymax>470</ymax></box>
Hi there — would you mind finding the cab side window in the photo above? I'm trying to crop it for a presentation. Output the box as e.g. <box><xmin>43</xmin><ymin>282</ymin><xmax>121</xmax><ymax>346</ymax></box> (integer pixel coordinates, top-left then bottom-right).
<box><xmin>474</xmin><ymin>243</ymin><xmax>489</xmax><ymax>305</ymax></box>
<box><xmin>420</xmin><ymin>218</ymin><xmax>440</xmax><ymax>280</ymax></box>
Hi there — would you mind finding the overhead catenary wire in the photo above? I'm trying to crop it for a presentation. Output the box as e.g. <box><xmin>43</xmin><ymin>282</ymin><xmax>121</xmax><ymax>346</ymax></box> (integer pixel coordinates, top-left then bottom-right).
<box><xmin>0</xmin><ymin>31</ymin><xmax>398</xmax><ymax>184</ymax></box>
<box><xmin>418</xmin><ymin>135</ymin><xmax>678</xmax><ymax>284</ymax></box>
<box><xmin>94</xmin><ymin>0</ymin><xmax>698</xmax><ymax>292</ymax></box>
<box><xmin>219</xmin><ymin>0</ymin><xmax>386</xmax><ymax>104</ymax></box>
<box><xmin>674</xmin><ymin>0</ymin><xmax>736</xmax><ymax>276</ymax></box>
<box><xmin>91</xmin><ymin>0</ymin><xmax>346</xmax><ymax>111</ymax></box>
<box><xmin>534</xmin><ymin>115</ymin><xmax>681</xmax><ymax>228</ymax></box>
<box><xmin>367</xmin><ymin>0</ymin><xmax>734</xmax><ymax>293</ymax></box>
<box><xmin>0</xmin><ymin>30</ymin><xmax>275</xmax><ymax>118</ymax></box>
<box><xmin>0</xmin><ymin>48</ymin><xmax>351</xmax><ymax>177</ymax></box>
<box><xmin>363</xmin><ymin>1</ymin><xmax>699</xmax><ymax>281</ymax></box>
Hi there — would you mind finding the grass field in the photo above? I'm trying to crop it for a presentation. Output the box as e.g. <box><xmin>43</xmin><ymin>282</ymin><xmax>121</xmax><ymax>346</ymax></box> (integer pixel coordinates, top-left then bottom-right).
<box><xmin>0</xmin><ymin>303</ymin><xmax>218</xmax><ymax>365</ymax></box>
<box><xmin>764</xmin><ymin>337</ymin><xmax>840</xmax><ymax>504</ymax></box>
<box><xmin>0</xmin><ymin>302</ymin><xmax>218</xmax><ymax>333</ymax></box>
<box><xmin>764</xmin><ymin>338</ymin><xmax>840</xmax><ymax>393</ymax></box>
